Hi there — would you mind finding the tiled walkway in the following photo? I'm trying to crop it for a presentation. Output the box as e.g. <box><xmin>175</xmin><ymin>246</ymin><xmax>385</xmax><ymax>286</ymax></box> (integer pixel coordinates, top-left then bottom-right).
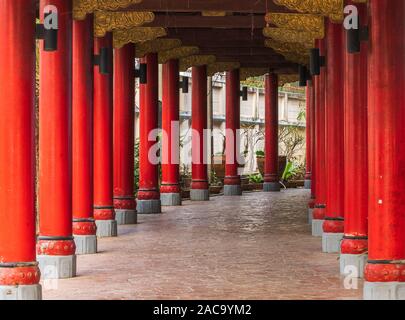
<box><xmin>43</xmin><ymin>189</ymin><xmax>362</xmax><ymax>300</ymax></box>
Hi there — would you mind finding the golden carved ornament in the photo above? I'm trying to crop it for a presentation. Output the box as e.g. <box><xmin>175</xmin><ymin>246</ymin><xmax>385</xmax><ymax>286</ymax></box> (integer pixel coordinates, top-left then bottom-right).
<box><xmin>94</xmin><ymin>11</ymin><xmax>155</xmax><ymax>37</ymax></box>
<box><xmin>279</xmin><ymin>74</ymin><xmax>300</xmax><ymax>86</ymax></box>
<box><xmin>207</xmin><ymin>62</ymin><xmax>241</xmax><ymax>77</ymax></box>
<box><xmin>263</xmin><ymin>28</ymin><xmax>316</xmax><ymax>47</ymax></box>
<box><xmin>273</xmin><ymin>0</ymin><xmax>344</xmax><ymax>22</ymax></box>
<box><xmin>264</xmin><ymin>13</ymin><xmax>324</xmax><ymax>39</ymax></box>
<box><xmin>113</xmin><ymin>27</ymin><xmax>167</xmax><ymax>48</ymax></box>
<box><xmin>158</xmin><ymin>46</ymin><xmax>200</xmax><ymax>64</ymax></box>
<box><xmin>179</xmin><ymin>55</ymin><xmax>217</xmax><ymax>72</ymax></box>
<box><xmin>73</xmin><ymin>0</ymin><xmax>144</xmax><ymax>20</ymax></box>
<box><xmin>240</xmin><ymin>68</ymin><xmax>269</xmax><ymax>81</ymax></box>
<box><xmin>135</xmin><ymin>39</ymin><xmax>182</xmax><ymax>58</ymax></box>
<box><xmin>202</xmin><ymin>11</ymin><xmax>227</xmax><ymax>17</ymax></box>
<box><xmin>265</xmin><ymin>39</ymin><xmax>311</xmax><ymax>55</ymax></box>
<box><xmin>282</xmin><ymin>52</ymin><xmax>309</xmax><ymax>65</ymax></box>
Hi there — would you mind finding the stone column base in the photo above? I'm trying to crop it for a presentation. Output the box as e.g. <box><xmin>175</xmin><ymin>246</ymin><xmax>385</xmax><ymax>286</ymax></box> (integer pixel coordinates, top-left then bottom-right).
<box><xmin>311</xmin><ymin>219</ymin><xmax>324</xmax><ymax>237</ymax></box>
<box><xmin>95</xmin><ymin>219</ymin><xmax>118</xmax><ymax>237</ymax></box>
<box><xmin>137</xmin><ymin>199</ymin><xmax>162</xmax><ymax>214</ymax></box>
<box><xmin>263</xmin><ymin>182</ymin><xmax>280</xmax><ymax>192</ymax></box>
<box><xmin>0</xmin><ymin>284</ymin><xmax>42</xmax><ymax>300</ymax></box>
<box><xmin>224</xmin><ymin>185</ymin><xmax>242</xmax><ymax>196</ymax></box>
<box><xmin>74</xmin><ymin>235</ymin><xmax>97</xmax><ymax>255</ymax></box>
<box><xmin>37</xmin><ymin>255</ymin><xmax>77</xmax><ymax>279</ymax></box>
<box><xmin>364</xmin><ymin>281</ymin><xmax>405</xmax><ymax>300</ymax></box>
<box><xmin>115</xmin><ymin>209</ymin><xmax>137</xmax><ymax>225</ymax></box>
<box><xmin>308</xmin><ymin>208</ymin><xmax>313</xmax><ymax>224</ymax></box>
<box><xmin>190</xmin><ymin>189</ymin><xmax>210</xmax><ymax>201</ymax></box>
<box><xmin>304</xmin><ymin>179</ymin><xmax>311</xmax><ymax>189</ymax></box>
<box><xmin>340</xmin><ymin>253</ymin><xmax>367</xmax><ymax>278</ymax></box>
<box><xmin>161</xmin><ymin>193</ymin><xmax>182</xmax><ymax>206</ymax></box>
<box><xmin>322</xmin><ymin>232</ymin><xmax>343</xmax><ymax>253</ymax></box>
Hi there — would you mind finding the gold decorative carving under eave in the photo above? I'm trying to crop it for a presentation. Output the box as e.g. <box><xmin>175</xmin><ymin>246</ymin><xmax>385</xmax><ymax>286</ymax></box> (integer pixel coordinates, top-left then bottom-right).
<box><xmin>158</xmin><ymin>46</ymin><xmax>200</xmax><ymax>64</ymax></box>
<box><xmin>179</xmin><ymin>55</ymin><xmax>217</xmax><ymax>72</ymax></box>
<box><xmin>207</xmin><ymin>62</ymin><xmax>241</xmax><ymax>77</ymax></box>
<box><xmin>283</xmin><ymin>52</ymin><xmax>309</xmax><ymax>65</ymax></box>
<box><xmin>113</xmin><ymin>27</ymin><xmax>167</xmax><ymax>48</ymax></box>
<box><xmin>135</xmin><ymin>39</ymin><xmax>182</xmax><ymax>58</ymax></box>
<box><xmin>265</xmin><ymin>39</ymin><xmax>312</xmax><ymax>55</ymax></box>
<box><xmin>279</xmin><ymin>74</ymin><xmax>299</xmax><ymax>86</ymax></box>
<box><xmin>265</xmin><ymin>13</ymin><xmax>324</xmax><ymax>39</ymax></box>
<box><xmin>273</xmin><ymin>0</ymin><xmax>344</xmax><ymax>22</ymax></box>
<box><xmin>240</xmin><ymin>68</ymin><xmax>269</xmax><ymax>81</ymax></box>
<box><xmin>94</xmin><ymin>11</ymin><xmax>155</xmax><ymax>37</ymax></box>
<box><xmin>263</xmin><ymin>28</ymin><xmax>316</xmax><ymax>47</ymax></box>
<box><xmin>202</xmin><ymin>11</ymin><xmax>227</xmax><ymax>17</ymax></box>
<box><xmin>73</xmin><ymin>0</ymin><xmax>144</xmax><ymax>21</ymax></box>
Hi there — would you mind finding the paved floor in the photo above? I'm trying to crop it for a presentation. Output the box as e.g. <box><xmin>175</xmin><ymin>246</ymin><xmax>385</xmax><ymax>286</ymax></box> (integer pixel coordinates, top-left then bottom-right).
<box><xmin>43</xmin><ymin>189</ymin><xmax>362</xmax><ymax>300</ymax></box>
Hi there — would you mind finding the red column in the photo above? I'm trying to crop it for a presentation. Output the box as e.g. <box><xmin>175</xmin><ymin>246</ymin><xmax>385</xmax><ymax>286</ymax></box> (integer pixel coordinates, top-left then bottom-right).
<box><xmin>0</xmin><ymin>0</ymin><xmax>41</xmax><ymax>299</ymax></box>
<box><xmin>160</xmin><ymin>59</ymin><xmax>182</xmax><ymax>206</ymax></box>
<box><xmin>38</xmin><ymin>0</ymin><xmax>76</xmax><ymax>279</ymax></box>
<box><xmin>263</xmin><ymin>73</ymin><xmax>280</xmax><ymax>192</ymax></box>
<box><xmin>340</xmin><ymin>2</ymin><xmax>368</xmax><ymax>277</ymax></box>
<box><xmin>191</xmin><ymin>66</ymin><xmax>209</xmax><ymax>201</ymax></box>
<box><xmin>312</xmin><ymin>39</ymin><xmax>327</xmax><ymax>236</ymax></box>
<box><xmin>321</xmin><ymin>20</ymin><xmax>345</xmax><ymax>253</ymax></box>
<box><xmin>72</xmin><ymin>16</ymin><xmax>97</xmax><ymax>254</ymax></box>
<box><xmin>93</xmin><ymin>34</ymin><xmax>117</xmax><ymax>236</ymax></box>
<box><xmin>307</xmin><ymin>81</ymin><xmax>316</xmax><ymax>222</ymax></box>
<box><xmin>224</xmin><ymin>69</ymin><xmax>242</xmax><ymax>196</ymax></box>
<box><xmin>364</xmin><ymin>0</ymin><xmax>405</xmax><ymax>299</ymax></box>
<box><xmin>137</xmin><ymin>53</ymin><xmax>162</xmax><ymax>213</ymax></box>
<box><xmin>113</xmin><ymin>44</ymin><xmax>137</xmax><ymax>223</ymax></box>
<box><xmin>304</xmin><ymin>83</ymin><xmax>313</xmax><ymax>190</ymax></box>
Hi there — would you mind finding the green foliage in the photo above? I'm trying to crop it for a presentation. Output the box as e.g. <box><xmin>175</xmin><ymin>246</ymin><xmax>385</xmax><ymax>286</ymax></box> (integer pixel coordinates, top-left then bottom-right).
<box><xmin>255</xmin><ymin>150</ymin><xmax>265</xmax><ymax>157</ymax></box>
<box><xmin>249</xmin><ymin>173</ymin><xmax>263</xmax><ymax>183</ymax></box>
<box><xmin>281</xmin><ymin>161</ymin><xmax>303</xmax><ymax>182</ymax></box>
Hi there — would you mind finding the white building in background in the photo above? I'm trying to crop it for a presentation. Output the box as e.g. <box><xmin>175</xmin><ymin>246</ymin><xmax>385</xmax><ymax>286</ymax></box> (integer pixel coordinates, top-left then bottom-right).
<box><xmin>135</xmin><ymin>72</ymin><xmax>307</xmax><ymax>175</ymax></box>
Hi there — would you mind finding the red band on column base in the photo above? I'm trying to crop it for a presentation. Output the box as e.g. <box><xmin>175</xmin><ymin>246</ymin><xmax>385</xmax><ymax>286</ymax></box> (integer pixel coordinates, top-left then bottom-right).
<box><xmin>160</xmin><ymin>184</ymin><xmax>181</xmax><ymax>194</ymax></box>
<box><xmin>264</xmin><ymin>174</ymin><xmax>278</xmax><ymax>183</ymax></box>
<box><xmin>0</xmin><ymin>265</ymin><xmax>41</xmax><ymax>286</ymax></box>
<box><xmin>36</xmin><ymin>239</ymin><xmax>76</xmax><ymax>256</ymax></box>
<box><xmin>137</xmin><ymin>189</ymin><xmax>160</xmax><ymax>200</ymax></box>
<box><xmin>365</xmin><ymin>263</ymin><xmax>405</xmax><ymax>282</ymax></box>
<box><xmin>73</xmin><ymin>220</ymin><xmax>97</xmax><ymax>236</ymax></box>
<box><xmin>224</xmin><ymin>176</ymin><xmax>241</xmax><ymax>186</ymax></box>
<box><xmin>312</xmin><ymin>206</ymin><xmax>326</xmax><ymax>220</ymax></box>
<box><xmin>94</xmin><ymin>207</ymin><xmax>115</xmax><ymax>220</ymax></box>
<box><xmin>308</xmin><ymin>198</ymin><xmax>315</xmax><ymax>209</ymax></box>
<box><xmin>113</xmin><ymin>197</ymin><xmax>136</xmax><ymax>210</ymax></box>
<box><xmin>341</xmin><ymin>237</ymin><xmax>368</xmax><ymax>254</ymax></box>
<box><xmin>191</xmin><ymin>180</ymin><xmax>209</xmax><ymax>190</ymax></box>
<box><xmin>305</xmin><ymin>173</ymin><xmax>312</xmax><ymax>180</ymax></box>
<box><xmin>323</xmin><ymin>218</ymin><xmax>344</xmax><ymax>233</ymax></box>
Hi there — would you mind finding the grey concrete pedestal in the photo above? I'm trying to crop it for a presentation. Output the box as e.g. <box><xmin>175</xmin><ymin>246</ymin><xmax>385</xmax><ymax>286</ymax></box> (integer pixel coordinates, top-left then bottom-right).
<box><xmin>95</xmin><ymin>219</ymin><xmax>117</xmax><ymax>237</ymax></box>
<box><xmin>304</xmin><ymin>179</ymin><xmax>311</xmax><ymax>189</ymax></box>
<box><xmin>0</xmin><ymin>285</ymin><xmax>42</xmax><ymax>300</ymax></box>
<box><xmin>340</xmin><ymin>253</ymin><xmax>367</xmax><ymax>278</ymax></box>
<box><xmin>311</xmin><ymin>219</ymin><xmax>324</xmax><ymax>237</ymax></box>
<box><xmin>308</xmin><ymin>208</ymin><xmax>313</xmax><ymax>224</ymax></box>
<box><xmin>190</xmin><ymin>189</ymin><xmax>209</xmax><ymax>201</ymax></box>
<box><xmin>137</xmin><ymin>199</ymin><xmax>161</xmax><ymax>214</ymax></box>
<box><xmin>263</xmin><ymin>182</ymin><xmax>280</xmax><ymax>192</ymax></box>
<box><xmin>322</xmin><ymin>232</ymin><xmax>343</xmax><ymax>253</ymax></box>
<box><xmin>37</xmin><ymin>255</ymin><xmax>76</xmax><ymax>279</ymax></box>
<box><xmin>224</xmin><ymin>185</ymin><xmax>242</xmax><ymax>196</ymax></box>
<box><xmin>115</xmin><ymin>209</ymin><xmax>137</xmax><ymax>225</ymax></box>
<box><xmin>161</xmin><ymin>193</ymin><xmax>182</xmax><ymax>206</ymax></box>
<box><xmin>364</xmin><ymin>282</ymin><xmax>405</xmax><ymax>300</ymax></box>
<box><xmin>74</xmin><ymin>235</ymin><xmax>97</xmax><ymax>255</ymax></box>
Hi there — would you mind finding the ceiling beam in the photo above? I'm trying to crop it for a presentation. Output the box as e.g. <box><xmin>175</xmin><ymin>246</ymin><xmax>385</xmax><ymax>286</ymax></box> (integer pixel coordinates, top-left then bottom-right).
<box><xmin>199</xmin><ymin>47</ymin><xmax>279</xmax><ymax>56</ymax></box>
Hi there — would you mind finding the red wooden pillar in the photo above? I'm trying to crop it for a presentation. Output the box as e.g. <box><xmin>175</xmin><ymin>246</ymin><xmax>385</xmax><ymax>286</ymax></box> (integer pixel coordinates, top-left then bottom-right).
<box><xmin>160</xmin><ymin>59</ymin><xmax>182</xmax><ymax>206</ymax></box>
<box><xmin>0</xmin><ymin>0</ymin><xmax>41</xmax><ymax>300</ymax></box>
<box><xmin>364</xmin><ymin>0</ymin><xmax>405</xmax><ymax>299</ymax></box>
<box><xmin>322</xmin><ymin>21</ymin><xmax>345</xmax><ymax>253</ymax></box>
<box><xmin>263</xmin><ymin>73</ymin><xmax>280</xmax><ymax>192</ymax></box>
<box><xmin>113</xmin><ymin>44</ymin><xmax>137</xmax><ymax>223</ymax></box>
<box><xmin>340</xmin><ymin>2</ymin><xmax>368</xmax><ymax>278</ymax></box>
<box><xmin>137</xmin><ymin>53</ymin><xmax>162</xmax><ymax>213</ymax></box>
<box><xmin>224</xmin><ymin>69</ymin><xmax>242</xmax><ymax>196</ymax></box>
<box><xmin>191</xmin><ymin>65</ymin><xmax>210</xmax><ymax>201</ymax></box>
<box><xmin>304</xmin><ymin>83</ymin><xmax>313</xmax><ymax>190</ymax></box>
<box><xmin>72</xmin><ymin>16</ymin><xmax>97</xmax><ymax>254</ymax></box>
<box><xmin>93</xmin><ymin>34</ymin><xmax>117</xmax><ymax>236</ymax></box>
<box><xmin>38</xmin><ymin>0</ymin><xmax>76</xmax><ymax>279</ymax></box>
<box><xmin>307</xmin><ymin>81</ymin><xmax>316</xmax><ymax>223</ymax></box>
<box><xmin>312</xmin><ymin>39</ymin><xmax>327</xmax><ymax>237</ymax></box>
